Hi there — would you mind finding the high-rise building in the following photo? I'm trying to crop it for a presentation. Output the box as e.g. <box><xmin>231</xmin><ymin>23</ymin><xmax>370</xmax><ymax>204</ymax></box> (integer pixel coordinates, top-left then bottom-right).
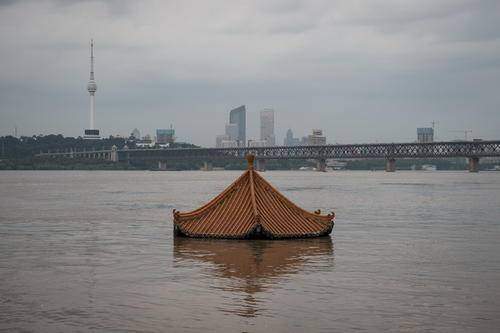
<box><xmin>417</xmin><ymin>127</ymin><xmax>434</xmax><ymax>143</ymax></box>
<box><xmin>156</xmin><ymin>128</ymin><xmax>175</xmax><ymax>144</ymax></box>
<box><xmin>284</xmin><ymin>128</ymin><xmax>300</xmax><ymax>146</ymax></box>
<box><xmin>248</xmin><ymin>139</ymin><xmax>267</xmax><ymax>147</ymax></box>
<box><xmin>260</xmin><ymin>108</ymin><xmax>275</xmax><ymax>146</ymax></box>
<box><xmin>284</xmin><ymin>128</ymin><xmax>293</xmax><ymax>146</ymax></box>
<box><xmin>225</xmin><ymin>123</ymin><xmax>239</xmax><ymax>141</ymax></box>
<box><xmin>84</xmin><ymin>39</ymin><xmax>100</xmax><ymax>139</ymax></box>
<box><xmin>307</xmin><ymin>129</ymin><xmax>327</xmax><ymax>145</ymax></box>
<box><xmin>216</xmin><ymin>134</ymin><xmax>229</xmax><ymax>148</ymax></box>
<box><xmin>220</xmin><ymin>140</ymin><xmax>238</xmax><ymax>148</ymax></box>
<box><xmin>229</xmin><ymin>105</ymin><xmax>246</xmax><ymax>147</ymax></box>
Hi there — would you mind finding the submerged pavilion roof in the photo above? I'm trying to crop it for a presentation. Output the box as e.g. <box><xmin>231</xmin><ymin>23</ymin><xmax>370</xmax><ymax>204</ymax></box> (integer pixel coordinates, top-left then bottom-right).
<box><xmin>173</xmin><ymin>155</ymin><xmax>335</xmax><ymax>239</ymax></box>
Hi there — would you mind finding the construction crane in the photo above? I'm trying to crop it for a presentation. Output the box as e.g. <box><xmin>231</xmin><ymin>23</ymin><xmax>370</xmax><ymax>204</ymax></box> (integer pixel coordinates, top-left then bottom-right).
<box><xmin>448</xmin><ymin>130</ymin><xmax>472</xmax><ymax>141</ymax></box>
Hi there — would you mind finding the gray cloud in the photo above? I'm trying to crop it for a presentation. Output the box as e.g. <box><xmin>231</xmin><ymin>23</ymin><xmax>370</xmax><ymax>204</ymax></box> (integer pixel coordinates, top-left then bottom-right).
<box><xmin>0</xmin><ymin>0</ymin><xmax>499</xmax><ymax>143</ymax></box>
<box><xmin>0</xmin><ymin>0</ymin><xmax>17</xmax><ymax>7</ymax></box>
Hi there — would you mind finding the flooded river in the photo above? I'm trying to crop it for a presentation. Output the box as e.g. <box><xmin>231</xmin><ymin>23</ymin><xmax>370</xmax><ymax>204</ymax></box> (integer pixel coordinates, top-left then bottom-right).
<box><xmin>1</xmin><ymin>170</ymin><xmax>499</xmax><ymax>332</ymax></box>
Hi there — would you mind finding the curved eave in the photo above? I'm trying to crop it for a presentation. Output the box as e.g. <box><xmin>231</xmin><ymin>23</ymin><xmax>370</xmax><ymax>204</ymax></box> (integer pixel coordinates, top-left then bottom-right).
<box><xmin>174</xmin><ymin>219</ymin><xmax>334</xmax><ymax>239</ymax></box>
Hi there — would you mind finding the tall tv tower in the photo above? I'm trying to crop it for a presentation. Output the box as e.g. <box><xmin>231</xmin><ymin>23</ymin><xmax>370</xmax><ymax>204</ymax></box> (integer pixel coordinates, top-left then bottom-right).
<box><xmin>84</xmin><ymin>39</ymin><xmax>100</xmax><ymax>139</ymax></box>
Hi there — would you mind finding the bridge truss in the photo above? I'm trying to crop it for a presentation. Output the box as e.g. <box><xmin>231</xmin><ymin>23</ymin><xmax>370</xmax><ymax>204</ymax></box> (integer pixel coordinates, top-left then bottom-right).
<box><xmin>115</xmin><ymin>141</ymin><xmax>500</xmax><ymax>161</ymax></box>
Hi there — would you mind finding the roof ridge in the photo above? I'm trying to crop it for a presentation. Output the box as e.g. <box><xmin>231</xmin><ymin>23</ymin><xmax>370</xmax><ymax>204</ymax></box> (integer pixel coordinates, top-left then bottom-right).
<box><xmin>248</xmin><ymin>169</ymin><xmax>259</xmax><ymax>221</ymax></box>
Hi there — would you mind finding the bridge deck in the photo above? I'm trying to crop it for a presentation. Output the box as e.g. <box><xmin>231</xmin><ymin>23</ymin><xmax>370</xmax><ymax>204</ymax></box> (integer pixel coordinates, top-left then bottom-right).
<box><xmin>35</xmin><ymin>140</ymin><xmax>500</xmax><ymax>161</ymax></box>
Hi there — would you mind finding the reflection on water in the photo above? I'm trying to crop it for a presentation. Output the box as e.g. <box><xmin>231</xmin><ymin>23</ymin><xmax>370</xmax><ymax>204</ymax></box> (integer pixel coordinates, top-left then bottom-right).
<box><xmin>174</xmin><ymin>237</ymin><xmax>334</xmax><ymax>317</ymax></box>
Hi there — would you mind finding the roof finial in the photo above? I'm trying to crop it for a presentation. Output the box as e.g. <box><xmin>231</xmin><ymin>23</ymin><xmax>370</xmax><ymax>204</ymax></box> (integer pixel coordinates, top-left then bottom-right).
<box><xmin>246</xmin><ymin>154</ymin><xmax>255</xmax><ymax>169</ymax></box>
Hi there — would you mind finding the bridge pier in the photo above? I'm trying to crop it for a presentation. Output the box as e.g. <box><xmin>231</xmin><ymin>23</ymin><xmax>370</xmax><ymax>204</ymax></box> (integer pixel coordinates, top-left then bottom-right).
<box><xmin>158</xmin><ymin>161</ymin><xmax>167</xmax><ymax>171</ymax></box>
<box><xmin>256</xmin><ymin>159</ymin><xmax>267</xmax><ymax>172</ymax></box>
<box><xmin>202</xmin><ymin>161</ymin><xmax>213</xmax><ymax>171</ymax></box>
<box><xmin>110</xmin><ymin>145</ymin><xmax>119</xmax><ymax>162</ymax></box>
<box><xmin>316</xmin><ymin>159</ymin><xmax>327</xmax><ymax>172</ymax></box>
<box><xmin>385</xmin><ymin>158</ymin><xmax>396</xmax><ymax>172</ymax></box>
<box><xmin>468</xmin><ymin>157</ymin><xmax>480</xmax><ymax>172</ymax></box>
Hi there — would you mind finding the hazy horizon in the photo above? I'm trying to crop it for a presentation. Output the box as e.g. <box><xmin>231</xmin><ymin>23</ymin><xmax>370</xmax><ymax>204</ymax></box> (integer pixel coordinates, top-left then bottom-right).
<box><xmin>1</xmin><ymin>0</ymin><xmax>499</xmax><ymax>145</ymax></box>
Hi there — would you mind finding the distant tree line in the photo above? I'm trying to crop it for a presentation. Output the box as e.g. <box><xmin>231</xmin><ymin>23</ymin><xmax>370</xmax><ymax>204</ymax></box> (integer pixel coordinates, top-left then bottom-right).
<box><xmin>0</xmin><ymin>134</ymin><xmax>199</xmax><ymax>170</ymax></box>
<box><xmin>0</xmin><ymin>134</ymin><xmax>199</xmax><ymax>159</ymax></box>
<box><xmin>0</xmin><ymin>135</ymin><xmax>127</xmax><ymax>159</ymax></box>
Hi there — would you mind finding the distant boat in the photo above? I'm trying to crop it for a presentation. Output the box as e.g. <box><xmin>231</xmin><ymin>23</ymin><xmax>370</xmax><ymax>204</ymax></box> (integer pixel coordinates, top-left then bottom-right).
<box><xmin>421</xmin><ymin>164</ymin><xmax>437</xmax><ymax>171</ymax></box>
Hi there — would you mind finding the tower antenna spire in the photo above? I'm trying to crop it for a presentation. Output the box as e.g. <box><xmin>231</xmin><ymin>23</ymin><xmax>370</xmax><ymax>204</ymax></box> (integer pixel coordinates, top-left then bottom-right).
<box><xmin>90</xmin><ymin>39</ymin><xmax>95</xmax><ymax>81</ymax></box>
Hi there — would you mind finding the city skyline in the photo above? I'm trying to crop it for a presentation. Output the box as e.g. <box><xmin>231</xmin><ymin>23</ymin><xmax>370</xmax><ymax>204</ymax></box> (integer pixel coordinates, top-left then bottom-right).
<box><xmin>1</xmin><ymin>1</ymin><xmax>499</xmax><ymax>144</ymax></box>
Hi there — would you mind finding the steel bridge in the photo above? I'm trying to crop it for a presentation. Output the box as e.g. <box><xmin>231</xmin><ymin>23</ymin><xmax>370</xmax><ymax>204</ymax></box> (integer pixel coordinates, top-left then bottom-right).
<box><xmin>35</xmin><ymin>140</ymin><xmax>500</xmax><ymax>172</ymax></box>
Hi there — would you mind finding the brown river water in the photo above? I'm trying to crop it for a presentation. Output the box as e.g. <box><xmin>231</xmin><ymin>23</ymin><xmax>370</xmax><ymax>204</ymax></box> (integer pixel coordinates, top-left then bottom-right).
<box><xmin>1</xmin><ymin>170</ymin><xmax>500</xmax><ymax>332</ymax></box>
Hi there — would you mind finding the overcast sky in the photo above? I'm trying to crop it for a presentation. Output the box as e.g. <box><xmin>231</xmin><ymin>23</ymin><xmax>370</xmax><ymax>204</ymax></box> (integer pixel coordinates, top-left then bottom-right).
<box><xmin>0</xmin><ymin>0</ymin><xmax>499</xmax><ymax>145</ymax></box>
